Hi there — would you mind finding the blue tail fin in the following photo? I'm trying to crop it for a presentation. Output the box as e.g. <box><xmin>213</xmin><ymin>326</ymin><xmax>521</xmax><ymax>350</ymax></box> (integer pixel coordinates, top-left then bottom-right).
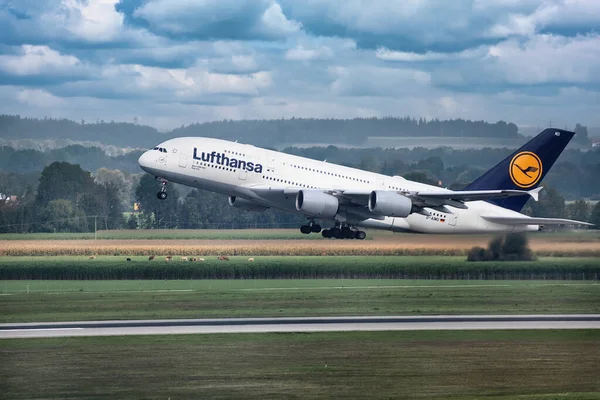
<box><xmin>464</xmin><ymin>128</ymin><xmax>575</xmax><ymax>212</ymax></box>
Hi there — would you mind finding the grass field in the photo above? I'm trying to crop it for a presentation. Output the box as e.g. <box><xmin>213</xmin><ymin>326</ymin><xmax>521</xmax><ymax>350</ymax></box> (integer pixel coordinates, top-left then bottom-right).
<box><xmin>2</xmin><ymin>279</ymin><xmax>598</xmax><ymax>322</ymax></box>
<box><xmin>0</xmin><ymin>229</ymin><xmax>328</xmax><ymax>241</ymax></box>
<box><xmin>1</xmin><ymin>231</ymin><xmax>598</xmax><ymax>256</ymax></box>
<box><xmin>1</xmin><ymin>330</ymin><xmax>599</xmax><ymax>399</ymax></box>
<box><xmin>0</xmin><ymin>255</ymin><xmax>598</xmax><ymax>280</ymax></box>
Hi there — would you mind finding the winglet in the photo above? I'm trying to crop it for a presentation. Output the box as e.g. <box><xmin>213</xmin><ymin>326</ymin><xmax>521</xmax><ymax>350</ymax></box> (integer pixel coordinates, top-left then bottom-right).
<box><xmin>529</xmin><ymin>186</ymin><xmax>543</xmax><ymax>202</ymax></box>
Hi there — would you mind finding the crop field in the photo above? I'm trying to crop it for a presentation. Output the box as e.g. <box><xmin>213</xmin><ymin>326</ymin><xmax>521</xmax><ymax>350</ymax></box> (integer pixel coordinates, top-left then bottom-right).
<box><xmin>0</xmin><ymin>256</ymin><xmax>598</xmax><ymax>280</ymax></box>
<box><xmin>2</xmin><ymin>279</ymin><xmax>599</xmax><ymax>322</ymax></box>
<box><xmin>0</xmin><ymin>229</ymin><xmax>324</xmax><ymax>241</ymax></box>
<box><xmin>1</xmin><ymin>229</ymin><xmax>598</xmax><ymax>241</ymax></box>
<box><xmin>0</xmin><ymin>231</ymin><xmax>599</xmax><ymax>257</ymax></box>
<box><xmin>1</xmin><ymin>330</ymin><xmax>599</xmax><ymax>399</ymax></box>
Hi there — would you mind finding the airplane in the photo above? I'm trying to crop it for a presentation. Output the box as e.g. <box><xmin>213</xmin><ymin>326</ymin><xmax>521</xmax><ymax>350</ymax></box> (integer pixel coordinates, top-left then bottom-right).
<box><xmin>137</xmin><ymin>128</ymin><xmax>592</xmax><ymax>239</ymax></box>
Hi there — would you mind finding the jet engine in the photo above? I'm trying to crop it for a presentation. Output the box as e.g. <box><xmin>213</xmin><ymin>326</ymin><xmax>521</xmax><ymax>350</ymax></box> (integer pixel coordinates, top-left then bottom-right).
<box><xmin>228</xmin><ymin>196</ymin><xmax>268</xmax><ymax>212</ymax></box>
<box><xmin>368</xmin><ymin>191</ymin><xmax>413</xmax><ymax>217</ymax></box>
<box><xmin>295</xmin><ymin>190</ymin><xmax>339</xmax><ymax>218</ymax></box>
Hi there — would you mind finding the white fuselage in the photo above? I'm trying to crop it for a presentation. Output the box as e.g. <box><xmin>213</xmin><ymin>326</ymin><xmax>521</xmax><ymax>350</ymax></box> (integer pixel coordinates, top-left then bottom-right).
<box><xmin>138</xmin><ymin>137</ymin><xmax>539</xmax><ymax>234</ymax></box>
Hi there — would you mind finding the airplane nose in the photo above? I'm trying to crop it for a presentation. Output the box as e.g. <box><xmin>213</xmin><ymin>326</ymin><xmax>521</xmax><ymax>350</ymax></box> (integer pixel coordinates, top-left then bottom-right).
<box><xmin>138</xmin><ymin>151</ymin><xmax>154</xmax><ymax>172</ymax></box>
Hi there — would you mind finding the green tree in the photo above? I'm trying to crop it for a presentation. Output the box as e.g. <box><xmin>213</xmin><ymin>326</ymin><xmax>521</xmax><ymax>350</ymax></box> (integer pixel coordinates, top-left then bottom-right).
<box><xmin>94</xmin><ymin>168</ymin><xmax>138</xmax><ymax>211</ymax></box>
<box><xmin>358</xmin><ymin>155</ymin><xmax>378</xmax><ymax>172</ymax></box>
<box><xmin>135</xmin><ymin>175</ymin><xmax>179</xmax><ymax>229</ymax></box>
<box><xmin>100</xmin><ymin>181</ymin><xmax>126</xmax><ymax>229</ymax></box>
<box><xmin>531</xmin><ymin>187</ymin><xmax>565</xmax><ymax>218</ymax></box>
<box><xmin>126</xmin><ymin>213</ymin><xmax>139</xmax><ymax>229</ymax></box>
<box><xmin>566</xmin><ymin>199</ymin><xmax>589</xmax><ymax>222</ymax></box>
<box><xmin>403</xmin><ymin>171</ymin><xmax>438</xmax><ymax>186</ymax></box>
<box><xmin>416</xmin><ymin>157</ymin><xmax>444</xmax><ymax>179</ymax></box>
<box><xmin>574</xmin><ymin>123</ymin><xmax>591</xmax><ymax>146</ymax></box>
<box><xmin>39</xmin><ymin>199</ymin><xmax>87</xmax><ymax>232</ymax></box>
<box><xmin>36</xmin><ymin>162</ymin><xmax>96</xmax><ymax>208</ymax></box>
<box><xmin>589</xmin><ymin>201</ymin><xmax>600</xmax><ymax>229</ymax></box>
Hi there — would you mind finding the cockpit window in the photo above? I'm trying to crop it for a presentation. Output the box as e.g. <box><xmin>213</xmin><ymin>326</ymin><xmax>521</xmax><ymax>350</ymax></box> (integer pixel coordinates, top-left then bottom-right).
<box><xmin>152</xmin><ymin>147</ymin><xmax>168</xmax><ymax>153</ymax></box>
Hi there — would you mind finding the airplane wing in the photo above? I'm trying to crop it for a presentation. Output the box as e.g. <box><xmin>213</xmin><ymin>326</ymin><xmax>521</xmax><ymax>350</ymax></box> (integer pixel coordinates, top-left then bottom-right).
<box><xmin>481</xmin><ymin>215</ymin><xmax>593</xmax><ymax>226</ymax></box>
<box><xmin>247</xmin><ymin>185</ymin><xmax>543</xmax><ymax>215</ymax></box>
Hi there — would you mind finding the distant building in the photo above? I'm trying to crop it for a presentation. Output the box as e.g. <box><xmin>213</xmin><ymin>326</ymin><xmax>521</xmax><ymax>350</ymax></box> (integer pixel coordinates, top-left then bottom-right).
<box><xmin>0</xmin><ymin>193</ymin><xmax>16</xmax><ymax>202</ymax></box>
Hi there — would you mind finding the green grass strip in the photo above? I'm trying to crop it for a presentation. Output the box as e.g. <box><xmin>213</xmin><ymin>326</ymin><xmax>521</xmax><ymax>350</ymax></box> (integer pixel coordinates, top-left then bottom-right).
<box><xmin>0</xmin><ymin>256</ymin><xmax>598</xmax><ymax>280</ymax></box>
<box><xmin>2</xmin><ymin>279</ymin><xmax>598</xmax><ymax>322</ymax></box>
<box><xmin>1</xmin><ymin>330</ymin><xmax>599</xmax><ymax>399</ymax></box>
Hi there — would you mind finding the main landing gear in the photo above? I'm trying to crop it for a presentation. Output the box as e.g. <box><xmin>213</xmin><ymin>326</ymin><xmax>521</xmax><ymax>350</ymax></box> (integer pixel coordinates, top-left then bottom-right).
<box><xmin>156</xmin><ymin>178</ymin><xmax>168</xmax><ymax>200</ymax></box>
<box><xmin>300</xmin><ymin>220</ymin><xmax>322</xmax><ymax>234</ymax></box>
<box><xmin>300</xmin><ymin>221</ymin><xmax>366</xmax><ymax>240</ymax></box>
<box><xmin>322</xmin><ymin>225</ymin><xmax>366</xmax><ymax>240</ymax></box>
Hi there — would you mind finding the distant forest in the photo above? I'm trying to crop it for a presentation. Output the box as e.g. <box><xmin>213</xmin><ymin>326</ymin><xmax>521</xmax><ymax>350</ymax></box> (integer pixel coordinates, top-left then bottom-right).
<box><xmin>1</xmin><ymin>142</ymin><xmax>599</xmax><ymax>201</ymax></box>
<box><xmin>1</xmin><ymin>114</ymin><xmax>530</xmax><ymax>148</ymax></box>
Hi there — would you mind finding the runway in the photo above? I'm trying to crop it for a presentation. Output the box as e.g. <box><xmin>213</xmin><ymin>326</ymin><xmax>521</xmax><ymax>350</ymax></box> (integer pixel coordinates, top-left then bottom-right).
<box><xmin>1</xmin><ymin>315</ymin><xmax>599</xmax><ymax>338</ymax></box>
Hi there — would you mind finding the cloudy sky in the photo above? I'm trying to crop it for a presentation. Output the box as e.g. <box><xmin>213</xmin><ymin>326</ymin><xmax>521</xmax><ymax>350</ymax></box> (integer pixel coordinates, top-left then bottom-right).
<box><xmin>0</xmin><ymin>0</ymin><xmax>599</xmax><ymax>130</ymax></box>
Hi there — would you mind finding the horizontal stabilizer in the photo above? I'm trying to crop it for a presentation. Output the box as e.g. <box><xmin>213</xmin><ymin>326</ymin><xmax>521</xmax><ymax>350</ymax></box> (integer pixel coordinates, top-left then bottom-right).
<box><xmin>482</xmin><ymin>215</ymin><xmax>593</xmax><ymax>226</ymax></box>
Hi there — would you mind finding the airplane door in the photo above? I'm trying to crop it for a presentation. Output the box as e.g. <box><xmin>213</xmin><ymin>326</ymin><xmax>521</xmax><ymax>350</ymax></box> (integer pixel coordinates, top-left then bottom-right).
<box><xmin>238</xmin><ymin>168</ymin><xmax>247</xmax><ymax>180</ymax></box>
<box><xmin>178</xmin><ymin>151</ymin><xmax>188</xmax><ymax>168</ymax></box>
<box><xmin>377</xmin><ymin>178</ymin><xmax>386</xmax><ymax>190</ymax></box>
<box><xmin>447</xmin><ymin>214</ymin><xmax>457</xmax><ymax>226</ymax></box>
<box><xmin>268</xmin><ymin>155</ymin><xmax>276</xmax><ymax>172</ymax></box>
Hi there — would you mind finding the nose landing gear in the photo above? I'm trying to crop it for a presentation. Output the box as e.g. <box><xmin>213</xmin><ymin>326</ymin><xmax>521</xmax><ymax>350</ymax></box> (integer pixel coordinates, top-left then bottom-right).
<box><xmin>156</xmin><ymin>178</ymin><xmax>168</xmax><ymax>200</ymax></box>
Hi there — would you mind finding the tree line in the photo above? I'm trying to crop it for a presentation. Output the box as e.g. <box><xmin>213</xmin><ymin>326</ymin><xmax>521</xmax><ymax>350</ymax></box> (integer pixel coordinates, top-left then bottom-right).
<box><xmin>0</xmin><ymin>162</ymin><xmax>306</xmax><ymax>233</ymax></box>
<box><xmin>1</xmin><ymin>141</ymin><xmax>599</xmax><ymax>200</ymax></box>
<box><xmin>4</xmin><ymin>114</ymin><xmax>590</xmax><ymax>149</ymax></box>
<box><xmin>1</xmin><ymin>160</ymin><xmax>599</xmax><ymax>234</ymax></box>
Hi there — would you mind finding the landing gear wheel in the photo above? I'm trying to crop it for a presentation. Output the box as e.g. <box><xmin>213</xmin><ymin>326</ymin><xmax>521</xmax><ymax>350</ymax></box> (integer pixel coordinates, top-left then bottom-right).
<box><xmin>331</xmin><ymin>227</ymin><xmax>343</xmax><ymax>239</ymax></box>
<box><xmin>311</xmin><ymin>224</ymin><xmax>322</xmax><ymax>233</ymax></box>
<box><xmin>356</xmin><ymin>230</ymin><xmax>366</xmax><ymax>240</ymax></box>
<box><xmin>156</xmin><ymin>178</ymin><xmax>168</xmax><ymax>200</ymax></box>
<box><xmin>300</xmin><ymin>225</ymin><xmax>312</xmax><ymax>234</ymax></box>
<box><xmin>341</xmin><ymin>226</ymin><xmax>353</xmax><ymax>239</ymax></box>
<box><xmin>321</xmin><ymin>229</ymin><xmax>331</xmax><ymax>238</ymax></box>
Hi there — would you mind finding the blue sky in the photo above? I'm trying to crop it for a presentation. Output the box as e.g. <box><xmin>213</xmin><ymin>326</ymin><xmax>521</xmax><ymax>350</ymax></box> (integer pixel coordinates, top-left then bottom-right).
<box><xmin>0</xmin><ymin>0</ymin><xmax>598</xmax><ymax>130</ymax></box>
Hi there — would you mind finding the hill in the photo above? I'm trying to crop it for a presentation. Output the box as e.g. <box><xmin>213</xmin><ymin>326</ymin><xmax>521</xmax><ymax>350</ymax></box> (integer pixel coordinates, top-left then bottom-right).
<box><xmin>1</xmin><ymin>115</ymin><xmax>521</xmax><ymax>149</ymax></box>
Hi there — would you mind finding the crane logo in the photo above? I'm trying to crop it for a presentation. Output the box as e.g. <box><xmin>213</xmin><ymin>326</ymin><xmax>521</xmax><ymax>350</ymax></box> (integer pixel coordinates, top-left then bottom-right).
<box><xmin>509</xmin><ymin>151</ymin><xmax>542</xmax><ymax>188</ymax></box>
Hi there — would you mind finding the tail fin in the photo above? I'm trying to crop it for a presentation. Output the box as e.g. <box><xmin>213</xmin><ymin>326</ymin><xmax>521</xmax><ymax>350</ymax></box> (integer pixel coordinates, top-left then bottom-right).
<box><xmin>464</xmin><ymin>128</ymin><xmax>575</xmax><ymax>212</ymax></box>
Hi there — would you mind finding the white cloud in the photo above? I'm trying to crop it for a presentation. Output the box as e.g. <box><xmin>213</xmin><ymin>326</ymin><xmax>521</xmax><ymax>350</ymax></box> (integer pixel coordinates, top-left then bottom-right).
<box><xmin>375</xmin><ymin>47</ymin><xmax>484</xmax><ymax>62</ymax></box>
<box><xmin>132</xmin><ymin>0</ymin><xmax>301</xmax><ymax>39</ymax></box>
<box><xmin>258</xmin><ymin>2</ymin><xmax>302</xmax><ymax>37</ymax></box>
<box><xmin>329</xmin><ymin>65</ymin><xmax>431</xmax><ymax>97</ymax></box>
<box><xmin>176</xmin><ymin>69</ymin><xmax>273</xmax><ymax>97</ymax></box>
<box><xmin>486</xmin><ymin>0</ymin><xmax>600</xmax><ymax>38</ymax></box>
<box><xmin>17</xmin><ymin>88</ymin><xmax>66</xmax><ymax>108</ymax></box>
<box><xmin>0</xmin><ymin>45</ymin><xmax>84</xmax><ymax>76</ymax></box>
<box><xmin>285</xmin><ymin>44</ymin><xmax>332</xmax><ymax>61</ymax></box>
<box><xmin>486</xmin><ymin>33</ymin><xmax>600</xmax><ymax>84</ymax></box>
<box><xmin>230</xmin><ymin>55</ymin><xmax>259</xmax><ymax>72</ymax></box>
<box><xmin>61</xmin><ymin>0</ymin><xmax>124</xmax><ymax>42</ymax></box>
